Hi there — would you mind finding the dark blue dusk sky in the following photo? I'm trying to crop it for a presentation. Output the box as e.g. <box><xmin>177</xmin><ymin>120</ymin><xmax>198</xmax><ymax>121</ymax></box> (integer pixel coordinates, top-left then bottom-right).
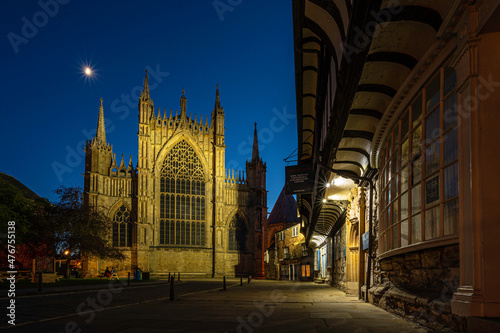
<box><xmin>0</xmin><ymin>1</ymin><xmax>297</xmax><ymax>211</ymax></box>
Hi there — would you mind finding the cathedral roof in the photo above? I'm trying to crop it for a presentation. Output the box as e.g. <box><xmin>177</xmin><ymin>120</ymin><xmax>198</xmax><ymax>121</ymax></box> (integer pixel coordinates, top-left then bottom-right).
<box><xmin>268</xmin><ymin>185</ymin><xmax>299</xmax><ymax>225</ymax></box>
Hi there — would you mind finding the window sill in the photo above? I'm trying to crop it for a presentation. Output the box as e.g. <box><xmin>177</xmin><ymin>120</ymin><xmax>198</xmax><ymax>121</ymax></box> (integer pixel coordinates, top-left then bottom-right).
<box><xmin>151</xmin><ymin>245</ymin><xmax>209</xmax><ymax>249</ymax></box>
<box><xmin>378</xmin><ymin>234</ymin><xmax>459</xmax><ymax>260</ymax></box>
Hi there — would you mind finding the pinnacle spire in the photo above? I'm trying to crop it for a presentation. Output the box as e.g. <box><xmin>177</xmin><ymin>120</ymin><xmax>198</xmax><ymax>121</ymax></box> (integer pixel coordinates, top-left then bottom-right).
<box><xmin>96</xmin><ymin>98</ymin><xmax>106</xmax><ymax>145</ymax></box>
<box><xmin>180</xmin><ymin>89</ymin><xmax>187</xmax><ymax>116</ymax></box>
<box><xmin>141</xmin><ymin>69</ymin><xmax>150</xmax><ymax>99</ymax></box>
<box><xmin>215</xmin><ymin>84</ymin><xmax>221</xmax><ymax>109</ymax></box>
<box><xmin>118</xmin><ymin>153</ymin><xmax>126</xmax><ymax>170</ymax></box>
<box><xmin>252</xmin><ymin>122</ymin><xmax>260</xmax><ymax>161</ymax></box>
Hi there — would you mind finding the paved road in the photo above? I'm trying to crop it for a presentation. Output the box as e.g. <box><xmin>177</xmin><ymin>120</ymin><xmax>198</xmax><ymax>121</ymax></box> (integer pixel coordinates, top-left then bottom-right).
<box><xmin>1</xmin><ymin>279</ymin><xmax>429</xmax><ymax>333</ymax></box>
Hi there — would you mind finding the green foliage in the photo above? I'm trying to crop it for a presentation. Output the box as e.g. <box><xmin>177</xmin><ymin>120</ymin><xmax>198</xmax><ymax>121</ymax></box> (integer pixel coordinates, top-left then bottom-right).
<box><xmin>0</xmin><ymin>177</ymin><xmax>52</xmax><ymax>245</ymax></box>
<box><xmin>0</xmin><ymin>180</ymin><xmax>124</xmax><ymax>267</ymax></box>
<box><xmin>0</xmin><ymin>177</ymin><xmax>54</xmax><ymax>268</ymax></box>
<box><xmin>52</xmin><ymin>186</ymin><xmax>125</xmax><ymax>260</ymax></box>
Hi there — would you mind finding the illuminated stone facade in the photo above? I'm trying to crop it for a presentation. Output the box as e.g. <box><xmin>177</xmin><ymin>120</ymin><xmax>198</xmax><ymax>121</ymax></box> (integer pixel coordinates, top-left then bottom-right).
<box><xmin>83</xmin><ymin>72</ymin><xmax>266</xmax><ymax>278</ymax></box>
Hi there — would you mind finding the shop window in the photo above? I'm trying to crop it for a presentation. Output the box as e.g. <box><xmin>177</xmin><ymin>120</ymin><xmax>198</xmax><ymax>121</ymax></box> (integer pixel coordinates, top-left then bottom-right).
<box><xmin>379</xmin><ymin>66</ymin><xmax>459</xmax><ymax>254</ymax></box>
<box><xmin>301</xmin><ymin>264</ymin><xmax>311</xmax><ymax>277</ymax></box>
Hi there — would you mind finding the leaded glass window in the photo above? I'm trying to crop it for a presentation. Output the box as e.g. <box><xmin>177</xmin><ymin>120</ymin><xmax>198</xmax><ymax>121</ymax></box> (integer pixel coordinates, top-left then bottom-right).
<box><xmin>112</xmin><ymin>205</ymin><xmax>132</xmax><ymax>247</ymax></box>
<box><xmin>228</xmin><ymin>213</ymin><xmax>246</xmax><ymax>251</ymax></box>
<box><xmin>159</xmin><ymin>140</ymin><xmax>206</xmax><ymax>246</ymax></box>
<box><xmin>379</xmin><ymin>66</ymin><xmax>459</xmax><ymax>253</ymax></box>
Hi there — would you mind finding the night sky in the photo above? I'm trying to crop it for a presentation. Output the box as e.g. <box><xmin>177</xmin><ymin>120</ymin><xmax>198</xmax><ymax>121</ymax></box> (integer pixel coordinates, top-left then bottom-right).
<box><xmin>0</xmin><ymin>1</ymin><xmax>297</xmax><ymax>211</ymax></box>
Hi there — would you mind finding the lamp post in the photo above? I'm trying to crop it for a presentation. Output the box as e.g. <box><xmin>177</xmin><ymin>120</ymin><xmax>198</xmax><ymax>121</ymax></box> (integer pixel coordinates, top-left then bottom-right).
<box><xmin>64</xmin><ymin>250</ymin><xmax>71</xmax><ymax>279</ymax></box>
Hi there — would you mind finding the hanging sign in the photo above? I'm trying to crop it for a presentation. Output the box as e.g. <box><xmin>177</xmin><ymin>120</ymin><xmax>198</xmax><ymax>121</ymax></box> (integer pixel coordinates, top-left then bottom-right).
<box><xmin>285</xmin><ymin>164</ymin><xmax>314</xmax><ymax>195</ymax></box>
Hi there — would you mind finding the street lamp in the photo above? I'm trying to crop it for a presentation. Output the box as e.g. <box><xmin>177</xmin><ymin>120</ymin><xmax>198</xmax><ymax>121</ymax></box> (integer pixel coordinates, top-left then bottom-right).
<box><xmin>64</xmin><ymin>250</ymin><xmax>71</xmax><ymax>278</ymax></box>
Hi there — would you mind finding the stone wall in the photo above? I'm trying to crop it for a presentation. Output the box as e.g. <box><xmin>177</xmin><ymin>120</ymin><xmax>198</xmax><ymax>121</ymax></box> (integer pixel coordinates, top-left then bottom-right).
<box><xmin>332</xmin><ymin>224</ymin><xmax>346</xmax><ymax>290</ymax></box>
<box><xmin>369</xmin><ymin>244</ymin><xmax>466</xmax><ymax>332</ymax></box>
<box><xmin>264</xmin><ymin>248</ymin><xmax>277</xmax><ymax>279</ymax></box>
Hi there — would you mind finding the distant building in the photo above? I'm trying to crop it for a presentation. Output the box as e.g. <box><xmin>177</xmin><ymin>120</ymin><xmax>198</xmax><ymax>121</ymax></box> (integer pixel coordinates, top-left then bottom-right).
<box><xmin>263</xmin><ymin>187</ymin><xmax>312</xmax><ymax>281</ymax></box>
<box><xmin>273</xmin><ymin>223</ymin><xmax>313</xmax><ymax>281</ymax></box>
<box><xmin>83</xmin><ymin>72</ymin><xmax>267</xmax><ymax>278</ymax></box>
<box><xmin>264</xmin><ymin>186</ymin><xmax>299</xmax><ymax>251</ymax></box>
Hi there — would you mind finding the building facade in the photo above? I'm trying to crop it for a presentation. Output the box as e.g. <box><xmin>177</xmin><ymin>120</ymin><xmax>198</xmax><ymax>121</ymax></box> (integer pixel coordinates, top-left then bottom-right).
<box><xmin>83</xmin><ymin>71</ymin><xmax>266</xmax><ymax>278</ymax></box>
<box><xmin>263</xmin><ymin>185</ymin><xmax>314</xmax><ymax>281</ymax></box>
<box><xmin>265</xmin><ymin>223</ymin><xmax>313</xmax><ymax>281</ymax></box>
<box><xmin>292</xmin><ymin>0</ymin><xmax>500</xmax><ymax>331</ymax></box>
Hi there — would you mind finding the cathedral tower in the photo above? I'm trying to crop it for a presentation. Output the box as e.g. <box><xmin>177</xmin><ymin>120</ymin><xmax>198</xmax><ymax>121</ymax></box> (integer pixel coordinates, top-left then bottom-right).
<box><xmin>84</xmin><ymin>98</ymin><xmax>113</xmax><ymax>206</ymax></box>
<box><xmin>246</xmin><ymin>124</ymin><xmax>267</xmax><ymax>277</ymax></box>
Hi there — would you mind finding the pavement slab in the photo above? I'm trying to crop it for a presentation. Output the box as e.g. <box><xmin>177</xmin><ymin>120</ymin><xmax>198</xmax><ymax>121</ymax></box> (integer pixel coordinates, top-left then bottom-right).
<box><xmin>1</xmin><ymin>279</ymin><xmax>430</xmax><ymax>332</ymax></box>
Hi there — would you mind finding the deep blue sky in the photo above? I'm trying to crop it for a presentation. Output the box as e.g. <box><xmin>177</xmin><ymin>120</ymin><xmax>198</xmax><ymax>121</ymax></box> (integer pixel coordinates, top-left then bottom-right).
<box><xmin>0</xmin><ymin>1</ymin><xmax>297</xmax><ymax>212</ymax></box>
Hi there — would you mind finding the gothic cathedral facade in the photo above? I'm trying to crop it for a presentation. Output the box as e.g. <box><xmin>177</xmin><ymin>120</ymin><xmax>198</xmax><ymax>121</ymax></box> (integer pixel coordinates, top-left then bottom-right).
<box><xmin>83</xmin><ymin>71</ymin><xmax>267</xmax><ymax>277</ymax></box>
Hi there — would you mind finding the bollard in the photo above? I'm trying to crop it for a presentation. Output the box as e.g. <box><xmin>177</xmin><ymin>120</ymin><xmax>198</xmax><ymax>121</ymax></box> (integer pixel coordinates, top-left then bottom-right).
<box><xmin>38</xmin><ymin>271</ymin><xmax>43</xmax><ymax>292</ymax></box>
<box><xmin>240</xmin><ymin>276</ymin><xmax>243</xmax><ymax>286</ymax></box>
<box><xmin>168</xmin><ymin>272</ymin><xmax>171</xmax><ymax>281</ymax></box>
<box><xmin>248</xmin><ymin>275</ymin><xmax>251</xmax><ymax>284</ymax></box>
<box><xmin>178</xmin><ymin>272</ymin><xmax>180</xmax><ymax>281</ymax></box>
<box><xmin>128</xmin><ymin>272</ymin><xmax>130</xmax><ymax>286</ymax></box>
<box><xmin>223</xmin><ymin>275</ymin><xmax>226</xmax><ymax>291</ymax></box>
<box><xmin>170</xmin><ymin>276</ymin><xmax>175</xmax><ymax>301</ymax></box>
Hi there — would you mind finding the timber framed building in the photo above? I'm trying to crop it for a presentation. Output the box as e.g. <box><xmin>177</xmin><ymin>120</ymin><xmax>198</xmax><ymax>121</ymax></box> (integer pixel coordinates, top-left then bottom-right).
<box><xmin>292</xmin><ymin>0</ymin><xmax>500</xmax><ymax>331</ymax></box>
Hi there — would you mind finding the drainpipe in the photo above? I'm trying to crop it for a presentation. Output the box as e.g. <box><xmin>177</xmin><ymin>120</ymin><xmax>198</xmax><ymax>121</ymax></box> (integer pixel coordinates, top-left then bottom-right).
<box><xmin>315</xmin><ymin>159</ymin><xmax>377</xmax><ymax>302</ymax></box>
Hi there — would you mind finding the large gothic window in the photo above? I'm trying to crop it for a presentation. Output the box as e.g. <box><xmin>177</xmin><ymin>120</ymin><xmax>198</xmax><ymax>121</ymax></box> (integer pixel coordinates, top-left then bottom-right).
<box><xmin>112</xmin><ymin>205</ymin><xmax>132</xmax><ymax>247</ymax></box>
<box><xmin>159</xmin><ymin>140</ymin><xmax>206</xmax><ymax>246</ymax></box>
<box><xmin>228</xmin><ymin>213</ymin><xmax>246</xmax><ymax>251</ymax></box>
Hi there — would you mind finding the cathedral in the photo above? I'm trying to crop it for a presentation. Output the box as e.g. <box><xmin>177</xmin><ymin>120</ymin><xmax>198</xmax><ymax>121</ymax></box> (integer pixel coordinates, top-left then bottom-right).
<box><xmin>83</xmin><ymin>70</ymin><xmax>267</xmax><ymax>278</ymax></box>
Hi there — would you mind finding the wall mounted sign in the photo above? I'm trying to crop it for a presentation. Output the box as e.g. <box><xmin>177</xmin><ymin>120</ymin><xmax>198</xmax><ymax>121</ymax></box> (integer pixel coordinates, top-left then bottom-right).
<box><xmin>362</xmin><ymin>231</ymin><xmax>369</xmax><ymax>251</ymax></box>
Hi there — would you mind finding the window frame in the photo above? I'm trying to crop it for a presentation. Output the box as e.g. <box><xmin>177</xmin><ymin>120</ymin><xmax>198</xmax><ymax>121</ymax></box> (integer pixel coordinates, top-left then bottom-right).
<box><xmin>378</xmin><ymin>66</ymin><xmax>459</xmax><ymax>256</ymax></box>
<box><xmin>159</xmin><ymin>140</ymin><xmax>206</xmax><ymax>246</ymax></box>
<box><xmin>112</xmin><ymin>205</ymin><xmax>132</xmax><ymax>247</ymax></box>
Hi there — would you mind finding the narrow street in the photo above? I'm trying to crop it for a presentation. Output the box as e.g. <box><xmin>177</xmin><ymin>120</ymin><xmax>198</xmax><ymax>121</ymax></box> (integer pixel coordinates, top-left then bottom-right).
<box><xmin>2</xmin><ymin>279</ymin><xmax>427</xmax><ymax>332</ymax></box>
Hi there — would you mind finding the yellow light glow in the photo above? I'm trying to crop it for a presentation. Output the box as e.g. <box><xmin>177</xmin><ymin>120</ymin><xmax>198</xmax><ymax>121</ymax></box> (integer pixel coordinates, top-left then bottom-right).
<box><xmin>64</xmin><ymin>250</ymin><xmax>69</xmax><ymax>255</ymax></box>
<box><xmin>333</xmin><ymin>176</ymin><xmax>352</xmax><ymax>187</ymax></box>
<box><xmin>85</xmin><ymin>67</ymin><xmax>92</xmax><ymax>76</ymax></box>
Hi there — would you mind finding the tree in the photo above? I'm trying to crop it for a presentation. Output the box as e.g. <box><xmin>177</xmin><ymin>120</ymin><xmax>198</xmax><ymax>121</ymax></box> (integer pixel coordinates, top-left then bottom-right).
<box><xmin>52</xmin><ymin>186</ymin><xmax>125</xmax><ymax>262</ymax></box>
<box><xmin>1</xmin><ymin>180</ymin><xmax>124</xmax><ymax>274</ymax></box>
<box><xmin>0</xmin><ymin>175</ymin><xmax>53</xmax><ymax>269</ymax></box>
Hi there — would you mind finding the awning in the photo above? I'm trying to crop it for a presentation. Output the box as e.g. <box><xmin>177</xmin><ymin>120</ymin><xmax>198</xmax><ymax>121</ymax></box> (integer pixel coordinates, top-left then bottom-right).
<box><xmin>293</xmin><ymin>0</ymin><xmax>457</xmax><ymax>246</ymax></box>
